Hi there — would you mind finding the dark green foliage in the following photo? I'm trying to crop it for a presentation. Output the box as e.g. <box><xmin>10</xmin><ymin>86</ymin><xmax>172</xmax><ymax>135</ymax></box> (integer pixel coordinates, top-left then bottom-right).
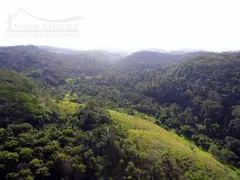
<box><xmin>146</xmin><ymin>53</ymin><xmax>240</xmax><ymax>166</ymax></box>
<box><xmin>0</xmin><ymin>69</ymin><xmax>60</xmax><ymax>129</ymax></box>
<box><xmin>1</xmin><ymin>101</ymin><xmax>180</xmax><ymax>179</ymax></box>
<box><xmin>8</xmin><ymin>123</ymin><xmax>33</xmax><ymax>136</ymax></box>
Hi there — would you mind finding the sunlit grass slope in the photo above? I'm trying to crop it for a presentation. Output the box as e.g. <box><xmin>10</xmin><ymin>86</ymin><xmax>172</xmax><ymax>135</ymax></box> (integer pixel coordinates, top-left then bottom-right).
<box><xmin>55</xmin><ymin>92</ymin><xmax>79</xmax><ymax>116</ymax></box>
<box><xmin>109</xmin><ymin>110</ymin><xmax>240</xmax><ymax>180</ymax></box>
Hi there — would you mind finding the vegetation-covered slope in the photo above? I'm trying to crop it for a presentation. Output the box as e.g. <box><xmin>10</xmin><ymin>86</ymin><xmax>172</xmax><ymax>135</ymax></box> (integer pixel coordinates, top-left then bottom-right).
<box><xmin>0</xmin><ymin>68</ymin><xmax>48</xmax><ymax>128</ymax></box>
<box><xmin>110</xmin><ymin>110</ymin><xmax>240</xmax><ymax>179</ymax></box>
<box><xmin>0</xmin><ymin>70</ymin><xmax>148</xmax><ymax>179</ymax></box>
<box><xmin>142</xmin><ymin>52</ymin><xmax>240</xmax><ymax>166</ymax></box>
<box><xmin>0</xmin><ymin>45</ymin><xmax>114</xmax><ymax>86</ymax></box>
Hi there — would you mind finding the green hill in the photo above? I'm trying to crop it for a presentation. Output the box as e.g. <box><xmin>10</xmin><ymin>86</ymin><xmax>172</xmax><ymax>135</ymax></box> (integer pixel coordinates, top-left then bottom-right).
<box><xmin>110</xmin><ymin>110</ymin><xmax>240</xmax><ymax>180</ymax></box>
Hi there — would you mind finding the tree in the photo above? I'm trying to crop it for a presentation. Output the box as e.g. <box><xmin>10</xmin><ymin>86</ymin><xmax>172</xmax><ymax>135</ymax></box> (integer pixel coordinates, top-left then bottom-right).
<box><xmin>19</xmin><ymin>148</ymin><xmax>33</xmax><ymax>162</ymax></box>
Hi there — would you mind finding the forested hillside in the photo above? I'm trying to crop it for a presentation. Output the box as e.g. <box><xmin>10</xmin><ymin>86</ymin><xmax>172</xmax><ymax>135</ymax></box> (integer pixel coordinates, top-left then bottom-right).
<box><xmin>142</xmin><ymin>52</ymin><xmax>240</xmax><ymax>166</ymax></box>
<box><xmin>0</xmin><ymin>46</ymin><xmax>115</xmax><ymax>86</ymax></box>
<box><xmin>0</xmin><ymin>46</ymin><xmax>240</xmax><ymax>179</ymax></box>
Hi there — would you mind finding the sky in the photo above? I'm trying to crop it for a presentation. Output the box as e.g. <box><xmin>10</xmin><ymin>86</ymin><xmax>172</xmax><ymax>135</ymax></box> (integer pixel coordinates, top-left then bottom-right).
<box><xmin>0</xmin><ymin>0</ymin><xmax>239</xmax><ymax>52</ymax></box>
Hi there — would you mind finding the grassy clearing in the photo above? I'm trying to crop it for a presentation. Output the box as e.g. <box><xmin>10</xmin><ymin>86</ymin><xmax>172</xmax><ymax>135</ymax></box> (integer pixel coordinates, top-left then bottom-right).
<box><xmin>56</xmin><ymin>92</ymin><xmax>79</xmax><ymax>116</ymax></box>
<box><xmin>114</xmin><ymin>108</ymin><xmax>156</xmax><ymax>122</ymax></box>
<box><xmin>109</xmin><ymin>110</ymin><xmax>240</xmax><ymax>180</ymax></box>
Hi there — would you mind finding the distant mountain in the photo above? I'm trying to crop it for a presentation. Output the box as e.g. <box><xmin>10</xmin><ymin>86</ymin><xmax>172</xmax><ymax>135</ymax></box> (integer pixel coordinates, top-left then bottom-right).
<box><xmin>114</xmin><ymin>50</ymin><xmax>210</xmax><ymax>73</ymax></box>
<box><xmin>120</xmin><ymin>51</ymin><xmax>181</xmax><ymax>64</ymax></box>
<box><xmin>146</xmin><ymin>48</ymin><xmax>208</xmax><ymax>55</ymax></box>
<box><xmin>146</xmin><ymin>48</ymin><xmax>169</xmax><ymax>53</ymax></box>
<box><xmin>113</xmin><ymin>51</ymin><xmax>183</xmax><ymax>72</ymax></box>
<box><xmin>79</xmin><ymin>50</ymin><xmax>125</xmax><ymax>62</ymax></box>
<box><xmin>0</xmin><ymin>45</ymin><xmax>211</xmax><ymax>86</ymax></box>
<box><xmin>0</xmin><ymin>45</ymin><xmax>116</xmax><ymax>85</ymax></box>
<box><xmin>119</xmin><ymin>50</ymin><xmax>208</xmax><ymax>64</ymax></box>
<box><xmin>39</xmin><ymin>46</ymin><xmax>125</xmax><ymax>62</ymax></box>
<box><xmin>94</xmin><ymin>48</ymin><xmax>130</xmax><ymax>57</ymax></box>
<box><xmin>38</xmin><ymin>45</ymin><xmax>80</xmax><ymax>54</ymax></box>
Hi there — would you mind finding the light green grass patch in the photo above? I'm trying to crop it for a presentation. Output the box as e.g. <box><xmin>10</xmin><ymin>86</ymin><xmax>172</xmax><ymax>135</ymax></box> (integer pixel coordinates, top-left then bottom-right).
<box><xmin>56</xmin><ymin>92</ymin><xmax>79</xmax><ymax>116</ymax></box>
<box><xmin>109</xmin><ymin>110</ymin><xmax>240</xmax><ymax>180</ymax></box>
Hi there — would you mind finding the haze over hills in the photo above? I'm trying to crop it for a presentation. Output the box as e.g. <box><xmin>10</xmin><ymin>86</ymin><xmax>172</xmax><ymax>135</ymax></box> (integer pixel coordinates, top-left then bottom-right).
<box><xmin>38</xmin><ymin>45</ymin><xmax>209</xmax><ymax>55</ymax></box>
<box><xmin>0</xmin><ymin>45</ymin><xmax>240</xmax><ymax>179</ymax></box>
<box><xmin>147</xmin><ymin>48</ymin><xmax>208</xmax><ymax>54</ymax></box>
<box><xmin>38</xmin><ymin>45</ymin><xmax>126</xmax><ymax>61</ymax></box>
